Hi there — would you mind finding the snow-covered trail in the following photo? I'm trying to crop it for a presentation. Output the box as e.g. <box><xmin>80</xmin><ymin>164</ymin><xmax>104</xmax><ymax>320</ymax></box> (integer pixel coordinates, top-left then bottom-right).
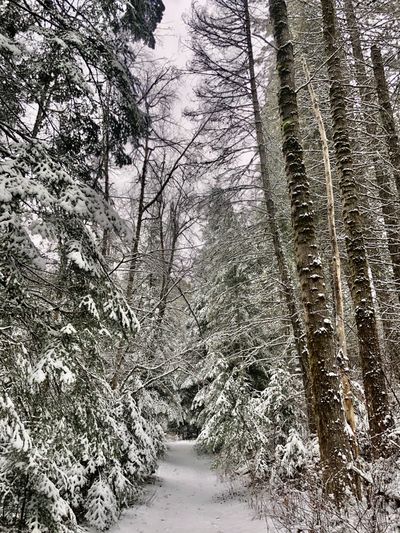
<box><xmin>109</xmin><ymin>440</ymin><xmax>267</xmax><ymax>533</ymax></box>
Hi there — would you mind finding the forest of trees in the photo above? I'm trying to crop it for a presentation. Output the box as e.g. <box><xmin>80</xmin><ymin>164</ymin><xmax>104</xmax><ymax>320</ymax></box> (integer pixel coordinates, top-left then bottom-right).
<box><xmin>0</xmin><ymin>0</ymin><xmax>400</xmax><ymax>531</ymax></box>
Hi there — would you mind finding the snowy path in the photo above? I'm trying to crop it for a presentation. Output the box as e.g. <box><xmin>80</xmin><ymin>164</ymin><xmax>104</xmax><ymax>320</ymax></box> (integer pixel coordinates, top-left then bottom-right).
<box><xmin>109</xmin><ymin>440</ymin><xmax>267</xmax><ymax>533</ymax></box>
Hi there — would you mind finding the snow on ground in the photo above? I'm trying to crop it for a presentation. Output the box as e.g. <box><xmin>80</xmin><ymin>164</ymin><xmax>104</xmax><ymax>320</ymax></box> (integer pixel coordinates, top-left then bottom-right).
<box><xmin>108</xmin><ymin>440</ymin><xmax>268</xmax><ymax>533</ymax></box>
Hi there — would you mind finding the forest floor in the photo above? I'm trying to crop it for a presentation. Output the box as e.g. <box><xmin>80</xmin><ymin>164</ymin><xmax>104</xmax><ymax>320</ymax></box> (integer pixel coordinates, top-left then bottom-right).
<box><xmin>108</xmin><ymin>440</ymin><xmax>269</xmax><ymax>533</ymax></box>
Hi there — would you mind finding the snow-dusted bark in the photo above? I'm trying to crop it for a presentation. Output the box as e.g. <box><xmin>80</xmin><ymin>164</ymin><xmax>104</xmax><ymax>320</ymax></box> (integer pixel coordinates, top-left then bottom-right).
<box><xmin>371</xmin><ymin>44</ymin><xmax>400</xmax><ymax>202</ymax></box>
<box><xmin>269</xmin><ymin>0</ymin><xmax>354</xmax><ymax>501</ymax></box>
<box><xmin>343</xmin><ymin>0</ymin><xmax>400</xmax><ymax>304</ymax></box>
<box><xmin>301</xmin><ymin>57</ymin><xmax>357</xmax><ymax>450</ymax></box>
<box><xmin>320</xmin><ymin>0</ymin><xmax>392</xmax><ymax>456</ymax></box>
<box><xmin>242</xmin><ymin>0</ymin><xmax>314</xmax><ymax>434</ymax></box>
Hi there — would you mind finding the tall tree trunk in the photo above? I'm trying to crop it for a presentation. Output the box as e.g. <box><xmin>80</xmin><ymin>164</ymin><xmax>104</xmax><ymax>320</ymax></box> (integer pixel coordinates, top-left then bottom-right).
<box><xmin>371</xmin><ymin>45</ymin><xmax>400</xmax><ymax>200</ymax></box>
<box><xmin>32</xmin><ymin>79</ymin><xmax>52</xmax><ymax>138</ymax></box>
<box><xmin>157</xmin><ymin>201</ymin><xmax>180</xmax><ymax>325</ymax></box>
<box><xmin>302</xmin><ymin>57</ymin><xmax>357</xmax><ymax>445</ymax></box>
<box><xmin>156</xmin><ymin>197</ymin><xmax>168</xmax><ymax>325</ymax></box>
<box><xmin>101</xmin><ymin>106</ymin><xmax>111</xmax><ymax>257</ymax></box>
<box><xmin>126</xmin><ymin>137</ymin><xmax>151</xmax><ymax>301</ymax></box>
<box><xmin>343</xmin><ymin>0</ymin><xmax>400</xmax><ymax>303</ymax></box>
<box><xmin>320</xmin><ymin>0</ymin><xmax>392</xmax><ymax>456</ymax></box>
<box><xmin>269</xmin><ymin>0</ymin><xmax>355</xmax><ymax>501</ymax></box>
<box><xmin>243</xmin><ymin>0</ymin><xmax>315</xmax><ymax>433</ymax></box>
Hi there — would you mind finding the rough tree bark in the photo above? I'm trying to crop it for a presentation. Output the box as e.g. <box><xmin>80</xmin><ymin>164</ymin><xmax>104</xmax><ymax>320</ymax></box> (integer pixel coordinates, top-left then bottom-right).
<box><xmin>342</xmin><ymin>0</ymin><xmax>400</xmax><ymax>303</ymax></box>
<box><xmin>371</xmin><ymin>45</ymin><xmax>400</xmax><ymax>201</ymax></box>
<box><xmin>302</xmin><ymin>57</ymin><xmax>357</xmax><ymax>445</ymax></box>
<box><xmin>341</xmin><ymin>0</ymin><xmax>400</xmax><ymax>380</ymax></box>
<box><xmin>269</xmin><ymin>0</ymin><xmax>355</xmax><ymax>500</ymax></box>
<box><xmin>242</xmin><ymin>0</ymin><xmax>314</xmax><ymax>433</ymax></box>
<box><xmin>320</xmin><ymin>0</ymin><xmax>392</xmax><ymax>456</ymax></box>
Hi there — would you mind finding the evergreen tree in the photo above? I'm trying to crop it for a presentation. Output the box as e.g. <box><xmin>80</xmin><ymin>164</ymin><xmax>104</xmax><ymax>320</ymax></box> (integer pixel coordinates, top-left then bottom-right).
<box><xmin>0</xmin><ymin>0</ymin><xmax>166</xmax><ymax>530</ymax></box>
<box><xmin>269</xmin><ymin>0</ymin><xmax>355</xmax><ymax>500</ymax></box>
<box><xmin>187</xmin><ymin>0</ymin><xmax>314</xmax><ymax>432</ymax></box>
<box><xmin>189</xmin><ymin>190</ymin><xmax>306</xmax><ymax>482</ymax></box>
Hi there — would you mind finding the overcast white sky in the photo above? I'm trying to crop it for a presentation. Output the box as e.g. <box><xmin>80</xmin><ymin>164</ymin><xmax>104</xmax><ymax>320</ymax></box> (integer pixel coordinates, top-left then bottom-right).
<box><xmin>152</xmin><ymin>0</ymin><xmax>198</xmax><ymax>128</ymax></box>
<box><xmin>155</xmin><ymin>0</ymin><xmax>192</xmax><ymax>69</ymax></box>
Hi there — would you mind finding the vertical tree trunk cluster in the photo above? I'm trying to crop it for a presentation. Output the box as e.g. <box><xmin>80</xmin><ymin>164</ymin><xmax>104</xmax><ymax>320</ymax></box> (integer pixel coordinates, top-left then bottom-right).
<box><xmin>343</xmin><ymin>0</ymin><xmax>400</xmax><ymax>304</ymax></box>
<box><xmin>319</xmin><ymin>0</ymin><xmax>392</xmax><ymax>455</ymax></box>
<box><xmin>302</xmin><ymin>57</ymin><xmax>357</xmax><ymax>443</ymax></box>
<box><xmin>269</xmin><ymin>0</ymin><xmax>355</xmax><ymax>500</ymax></box>
<box><xmin>371</xmin><ymin>45</ymin><xmax>400</xmax><ymax>201</ymax></box>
